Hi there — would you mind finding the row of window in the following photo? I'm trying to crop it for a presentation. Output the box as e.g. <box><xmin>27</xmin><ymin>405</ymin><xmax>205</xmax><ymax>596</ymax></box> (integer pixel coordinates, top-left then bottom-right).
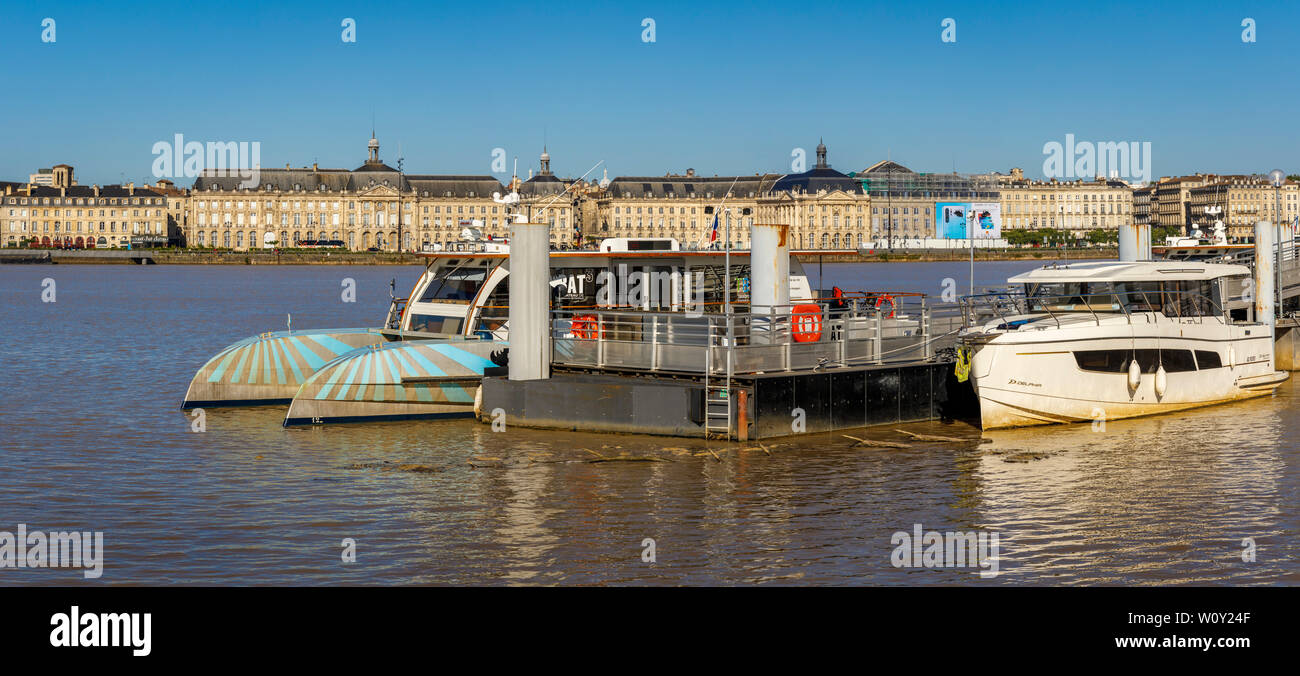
<box><xmin>1073</xmin><ymin>349</ymin><xmax>1223</xmax><ymax>374</ymax></box>
<box><xmin>192</xmin><ymin>201</ymin><xmax>564</xmax><ymax>215</ymax></box>
<box><xmin>190</xmin><ymin>231</ymin><xmax>552</xmax><ymax>249</ymax></box>
<box><xmin>6</xmin><ymin>221</ymin><xmax>163</xmax><ymax>233</ymax></box>
<box><xmin>7</xmin><ymin>209</ymin><xmax>163</xmax><ymax>217</ymax></box>
<box><xmin>4</xmin><ymin>197</ymin><xmax>163</xmax><ymax>206</ymax></box>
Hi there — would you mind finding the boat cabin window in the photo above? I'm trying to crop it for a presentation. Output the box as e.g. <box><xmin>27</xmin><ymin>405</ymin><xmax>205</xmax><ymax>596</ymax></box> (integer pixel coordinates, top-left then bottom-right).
<box><xmin>473</xmin><ymin>276</ymin><xmax>510</xmax><ymax>338</ymax></box>
<box><xmin>1073</xmin><ymin>349</ymin><xmax>1199</xmax><ymax>373</ymax></box>
<box><xmin>407</xmin><ymin>314</ymin><xmax>463</xmax><ymax>334</ymax></box>
<box><xmin>418</xmin><ymin>263</ymin><xmax>489</xmax><ymax>303</ymax></box>
<box><xmin>1195</xmin><ymin>350</ymin><xmax>1223</xmax><ymax>369</ymax></box>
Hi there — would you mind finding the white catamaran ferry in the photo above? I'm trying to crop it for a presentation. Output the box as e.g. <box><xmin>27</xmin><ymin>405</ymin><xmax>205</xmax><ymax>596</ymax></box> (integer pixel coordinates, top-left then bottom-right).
<box><xmin>182</xmin><ymin>236</ymin><xmax>919</xmax><ymax>425</ymax></box>
<box><xmin>958</xmin><ymin>260</ymin><xmax>1288</xmax><ymax>429</ymax></box>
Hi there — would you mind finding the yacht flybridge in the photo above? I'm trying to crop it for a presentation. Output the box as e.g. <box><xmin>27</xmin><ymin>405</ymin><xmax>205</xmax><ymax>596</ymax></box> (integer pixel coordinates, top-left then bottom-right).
<box><xmin>958</xmin><ymin>260</ymin><xmax>1288</xmax><ymax>430</ymax></box>
<box><xmin>181</xmin><ymin>236</ymin><xmax>921</xmax><ymax>426</ymax></box>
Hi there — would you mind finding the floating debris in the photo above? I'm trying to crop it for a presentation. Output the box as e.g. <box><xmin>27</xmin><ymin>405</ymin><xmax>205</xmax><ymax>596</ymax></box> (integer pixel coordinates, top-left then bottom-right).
<box><xmin>894</xmin><ymin>429</ymin><xmax>970</xmax><ymax>443</ymax></box>
<box><xmin>842</xmin><ymin>434</ymin><xmax>911</xmax><ymax>449</ymax></box>
<box><xmin>587</xmin><ymin>456</ymin><xmax>671</xmax><ymax>464</ymax></box>
<box><xmin>1001</xmin><ymin>451</ymin><xmax>1051</xmax><ymax>463</ymax></box>
<box><xmin>394</xmin><ymin>463</ymin><xmax>440</xmax><ymax>474</ymax></box>
<box><xmin>344</xmin><ymin>461</ymin><xmax>441</xmax><ymax>474</ymax></box>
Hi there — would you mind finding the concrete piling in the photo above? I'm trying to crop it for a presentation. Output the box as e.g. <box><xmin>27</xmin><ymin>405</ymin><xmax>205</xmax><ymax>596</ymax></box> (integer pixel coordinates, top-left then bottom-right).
<box><xmin>508</xmin><ymin>222</ymin><xmax>551</xmax><ymax>381</ymax></box>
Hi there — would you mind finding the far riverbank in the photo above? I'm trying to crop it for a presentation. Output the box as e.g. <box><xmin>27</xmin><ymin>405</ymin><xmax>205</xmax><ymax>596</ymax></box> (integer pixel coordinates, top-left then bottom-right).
<box><xmin>2</xmin><ymin>246</ymin><xmax>1117</xmax><ymax>266</ymax></box>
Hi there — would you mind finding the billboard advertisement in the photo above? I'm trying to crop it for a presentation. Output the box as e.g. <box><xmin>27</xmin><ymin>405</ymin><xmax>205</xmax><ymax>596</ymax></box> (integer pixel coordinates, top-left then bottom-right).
<box><xmin>935</xmin><ymin>202</ymin><xmax>1001</xmax><ymax>239</ymax></box>
<box><xmin>969</xmin><ymin>202</ymin><xmax>1001</xmax><ymax>239</ymax></box>
<box><xmin>936</xmin><ymin>202</ymin><xmax>969</xmax><ymax>239</ymax></box>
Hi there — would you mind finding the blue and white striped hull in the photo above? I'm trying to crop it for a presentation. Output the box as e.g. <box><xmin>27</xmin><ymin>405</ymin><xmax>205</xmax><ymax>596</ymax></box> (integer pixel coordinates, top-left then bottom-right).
<box><xmin>181</xmin><ymin>328</ymin><xmax>389</xmax><ymax>408</ymax></box>
<box><xmin>283</xmin><ymin>339</ymin><xmax>505</xmax><ymax>426</ymax></box>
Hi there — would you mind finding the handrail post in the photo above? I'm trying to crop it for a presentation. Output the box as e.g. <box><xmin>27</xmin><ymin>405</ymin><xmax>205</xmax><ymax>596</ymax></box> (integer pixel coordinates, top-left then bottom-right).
<box><xmin>651</xmin><ymin>314</ymin><xmax>659</xmax><ymax>371</ymax></box>
<box><xmin>597</xmin><ymin>311</ymin><xmax>605</xmax><ymax>368</ymax></box>
<box><xmin>922</xmin><ymin>300</ymin><xmax>931</xmax><ymax>360</ymax></box>
<box><xmin>874</xmin><ymin>306</ymin><xmax>883</xmax><ymax>364</ymax></box>
<box><xmin>838</xmin><ymin>312</ymin><xmax>847</xmax><ymax>367</ymax></box>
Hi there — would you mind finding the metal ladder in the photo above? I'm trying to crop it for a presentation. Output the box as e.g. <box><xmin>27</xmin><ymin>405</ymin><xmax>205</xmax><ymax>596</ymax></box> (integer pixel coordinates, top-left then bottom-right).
<box><xmin>703</xmin><ymin>316</ymin><xmax>733</xmax><ymax>439</ymax></box>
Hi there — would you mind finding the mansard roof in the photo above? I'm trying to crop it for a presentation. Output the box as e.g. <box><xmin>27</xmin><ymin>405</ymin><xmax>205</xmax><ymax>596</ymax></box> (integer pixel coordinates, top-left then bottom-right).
<box><xmin>606</xmin><ymin>174</ymin><xmax>783</xmax><ymax>198</ymax></box>
<box><xmin>193</xmin><ymin>168</ymin><xmax>505</xmax><ymax>198</ymax></box>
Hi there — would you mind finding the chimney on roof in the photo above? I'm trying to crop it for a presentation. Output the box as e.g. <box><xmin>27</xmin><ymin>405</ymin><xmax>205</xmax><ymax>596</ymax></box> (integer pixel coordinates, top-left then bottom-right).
<box><xmin>313</xmin><ymin>162</ymin><xmax>318</xmax><ymax>171</ymax></box>
<box><xmin>127</xmin><ymin>182</ymin><xmax>135</xmax><ymax>195</ymax></box>
<box><xmin>686</xmin><ymin>168</ymin><xmax>695</xmax><ymax>177</ymax></box>
<box><xmin>285</xmin><ymin>163</ymin><xmax>290</xmax><ymax>169</ymax></box>
<box><xmin>93</xmin><ymin>185</ymin><xmax>100</xmax><ymax>197</ymax></box>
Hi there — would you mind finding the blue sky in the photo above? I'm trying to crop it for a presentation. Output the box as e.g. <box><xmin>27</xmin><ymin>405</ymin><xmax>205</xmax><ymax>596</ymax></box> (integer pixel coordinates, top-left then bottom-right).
<box><xmin>1</xmin><ymin>0</ymin><xmax>1295</xmax><ymax>186</ymax></box>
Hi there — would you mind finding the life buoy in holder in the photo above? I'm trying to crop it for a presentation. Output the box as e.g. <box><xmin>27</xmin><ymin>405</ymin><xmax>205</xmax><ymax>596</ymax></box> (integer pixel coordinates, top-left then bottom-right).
<box><xmin>571</xmin><ymin>314</ymin><xmax>602</xmax><ymax>340</ymax></box>
<box><xmin>874</xmin><ymin>294</ymin><xmax>897</xmax><ymax>318</ymax></box>
<box><xmin>792</xmin><ymin>304</ymin><xmax>823</xmax><ymax>343</ymax></box>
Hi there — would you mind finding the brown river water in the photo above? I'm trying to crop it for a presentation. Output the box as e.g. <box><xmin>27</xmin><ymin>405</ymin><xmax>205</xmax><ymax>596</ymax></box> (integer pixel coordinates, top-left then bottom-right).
<box><xmin>1</xmin><ymin>263</ymin><xmax>1295</xmax><ymax>585</ymax></box>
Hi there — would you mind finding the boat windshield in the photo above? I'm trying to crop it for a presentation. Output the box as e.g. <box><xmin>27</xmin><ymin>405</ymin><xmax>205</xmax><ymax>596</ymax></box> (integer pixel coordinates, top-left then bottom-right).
<box><xmin>1024</xmin><ymin>280</ymin><xmax>1220</xmax><ymax>317</ymax></box>
<box><xmin>1025</xmin><ymin>282</ymin><xmax>1123</xmax><ymax>313</ymax></box>
<box><xmin>418</xmin><ymin>264</ymin><xmax>488</xmax><ymax>303</ymax></box>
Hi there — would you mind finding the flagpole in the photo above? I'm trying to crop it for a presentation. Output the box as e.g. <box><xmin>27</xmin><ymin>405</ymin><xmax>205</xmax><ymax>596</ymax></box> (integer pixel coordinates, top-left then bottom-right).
<box><xmin>725</xmin><ymin>208</ymin><xmax>731</xmax><ymax>313</ymax></box>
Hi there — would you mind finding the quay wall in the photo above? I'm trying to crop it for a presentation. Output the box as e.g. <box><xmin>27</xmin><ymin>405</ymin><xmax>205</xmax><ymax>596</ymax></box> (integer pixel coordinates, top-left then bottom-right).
<box><xmin>1</xmin><ymin>247</ymin><xmax>1117</xmax><ymax>266</ymax></box>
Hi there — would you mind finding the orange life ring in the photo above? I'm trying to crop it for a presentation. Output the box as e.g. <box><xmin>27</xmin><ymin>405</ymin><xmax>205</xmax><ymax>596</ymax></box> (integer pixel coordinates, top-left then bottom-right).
<box><xmin>792</xmin><ymin>304</ymin><xmax>823</xmax><ymax>343</ymax></box>
<box><xmin>874</xmin><ymin>294</ymin><xmax>897</xmax><ymax>319</ymax></box>
<box><xmin>571</xmin><ymin>314</ymin><xmax>602</xmax><ymax>340</ymax></box>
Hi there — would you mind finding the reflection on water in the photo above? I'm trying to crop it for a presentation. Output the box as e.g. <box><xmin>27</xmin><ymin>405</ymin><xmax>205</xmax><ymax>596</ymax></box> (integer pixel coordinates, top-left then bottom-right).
<box><xmin>0</xmin><ymin>264</ymin><xmax>1295</xmax><ymax>585</ymax></box>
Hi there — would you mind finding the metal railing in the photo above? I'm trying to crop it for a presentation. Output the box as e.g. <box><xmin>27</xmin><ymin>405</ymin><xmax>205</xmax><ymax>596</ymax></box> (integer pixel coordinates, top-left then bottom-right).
<box><xmin>959</xmin><ymin>288</ymin><xmax>1231</xmax><ymax>330</ymax></box>
<box><xmin>547</xmin><ymin>295</ymin><xmax>958</xmax><ymax>375</ymax></box>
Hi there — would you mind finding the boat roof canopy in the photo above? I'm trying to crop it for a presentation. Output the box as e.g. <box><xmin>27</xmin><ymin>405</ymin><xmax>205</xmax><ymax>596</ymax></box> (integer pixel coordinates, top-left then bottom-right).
<box><xmin>1008</xmin><ymin>260</ymin><xmax>1251</xmax><ymax>284</ymax></box>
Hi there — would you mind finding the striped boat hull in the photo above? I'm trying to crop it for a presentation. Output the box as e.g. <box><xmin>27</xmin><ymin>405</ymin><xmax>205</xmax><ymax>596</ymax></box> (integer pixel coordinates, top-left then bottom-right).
<box><xmin>283</xmin><ymin>339</ymin><xmax>505</xmax><ymax>425</ymax></box>
<box><xmin>181</xmin><ymin>328</ymin><xmax>388</xmax><ymax>408</ymax></box>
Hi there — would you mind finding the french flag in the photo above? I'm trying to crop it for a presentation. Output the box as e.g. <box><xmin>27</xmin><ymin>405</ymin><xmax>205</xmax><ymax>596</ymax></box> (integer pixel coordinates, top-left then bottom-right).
<box><xmin>709</xmin><ymin>214</ymin><xmax>719</xmax><ymax>243</ymax></box>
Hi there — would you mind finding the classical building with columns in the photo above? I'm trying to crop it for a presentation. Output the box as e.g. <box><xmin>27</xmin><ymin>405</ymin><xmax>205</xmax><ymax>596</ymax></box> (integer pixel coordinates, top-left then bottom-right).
<box><xmin>596</xmin><ymin>141</ymin><xmax>870</xmax><ymax>250</ymax></box>
<box><xmin>186</xmin><ymin>135</ymin><xmax>589</xmax><ymax>250</ymax></box>
<box><xmin>597</xmin><ymin>170</ymin><xmax>776</xmax><ymax>249</ymax></box>
<box><xmin>756</xmin><ymin>141</ymin><xmax>869</xmax><ymax>249</ymax></box>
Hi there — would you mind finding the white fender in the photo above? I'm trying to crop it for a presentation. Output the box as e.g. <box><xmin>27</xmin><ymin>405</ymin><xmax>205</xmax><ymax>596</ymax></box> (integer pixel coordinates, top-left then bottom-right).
<box><xmin>1127</xmin><ymin>359</ymin><xmax>1142</xmax><ymax>390</ymax></box>
<box><xmin>1154</xmin><ymin>365</ymin><xmax>1168</xmax><ymax>397</ymax></box>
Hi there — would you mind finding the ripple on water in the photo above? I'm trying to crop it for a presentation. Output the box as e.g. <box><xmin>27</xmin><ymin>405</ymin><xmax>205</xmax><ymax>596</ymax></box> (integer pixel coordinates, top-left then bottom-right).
<box><xmin>0</xmin><ymin>264</ymin><xmax>1295</xmax><ymax>585</ymax></box>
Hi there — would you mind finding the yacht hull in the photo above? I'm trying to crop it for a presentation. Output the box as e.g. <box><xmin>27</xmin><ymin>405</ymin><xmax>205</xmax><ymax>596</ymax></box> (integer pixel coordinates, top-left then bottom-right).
<box><xmin>967</xmin><ymin>333</ymin><xmax>1288</xmax><ymax>430</ymax></box>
